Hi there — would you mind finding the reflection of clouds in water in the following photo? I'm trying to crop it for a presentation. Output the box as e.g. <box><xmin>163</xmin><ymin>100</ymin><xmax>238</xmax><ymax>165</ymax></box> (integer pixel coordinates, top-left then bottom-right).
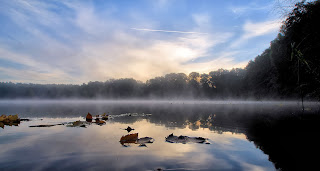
<box><xmin>0</xmin><ymin>117</ymin><xmax>274</xmax><ymax>170</ymax></box>
<box><xmin>230</xmin><ymin>155</ymin><xmax>273</xmax><ymax>171</ymax></box>
<box><xmin>0</xmin><ymin>119</ymin><xmax>67</xmax><ymax>154</ymax></box>
<box><xmin>241</xmin><ymin>162</ymin><xmax>270</xmax><ymax>171</ymax></box>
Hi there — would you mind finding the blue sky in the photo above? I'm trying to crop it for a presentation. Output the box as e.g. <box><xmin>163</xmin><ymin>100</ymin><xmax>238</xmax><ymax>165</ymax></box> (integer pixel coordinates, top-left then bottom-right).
<box><xmin>0</xmin><ymin>0</ymin><xmax>302</xmax><ymax>83</ymax></box>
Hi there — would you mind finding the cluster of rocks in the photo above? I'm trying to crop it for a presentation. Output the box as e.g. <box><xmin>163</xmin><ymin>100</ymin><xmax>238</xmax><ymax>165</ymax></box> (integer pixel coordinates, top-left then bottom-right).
<box><xmin>29</xmin><ymin>113</ymin><xmax>109</xmax><ymax>128</ymax></box>
<box><xmin>0</xmin><ymin>114</ymin><xmax>21</xmax><ymax>128</ymax></box>
<box><xmin>86</xmin><ymin>112</ymin><xmax>108</xmax><ymax>123</ymax></box>
<box><xmin>165</xmin><ymin>133</ymin><xmax>210</xmax><ymax>144</ymax></box>
<box><xmin>0</xmin><ymin>114</ymin><xmax>20</xmax><ymax>123</ymax></box>
<box><xmin>66</xmin><ymin>114</ymin><xmax>107</xmax><ymax>128</ymax></box>
<box><xmin>119</xmin><ymin>130</ymin><xmax>210</xmax><ymax>147</ymax></box>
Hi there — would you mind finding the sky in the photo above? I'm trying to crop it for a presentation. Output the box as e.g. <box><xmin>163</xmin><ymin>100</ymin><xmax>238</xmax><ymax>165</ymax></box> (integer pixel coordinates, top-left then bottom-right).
<box><xmin>0</xmin><ymin>0</ymin><xmax>302</xmax><ymax>84</ymax></box>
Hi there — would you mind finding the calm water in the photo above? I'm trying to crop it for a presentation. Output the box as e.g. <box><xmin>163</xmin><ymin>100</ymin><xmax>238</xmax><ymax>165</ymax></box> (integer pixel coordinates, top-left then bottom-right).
<box><xmin>0</xmin><ymin>100</ymin><xmax>319</xmax><ymax>171</ymax></box>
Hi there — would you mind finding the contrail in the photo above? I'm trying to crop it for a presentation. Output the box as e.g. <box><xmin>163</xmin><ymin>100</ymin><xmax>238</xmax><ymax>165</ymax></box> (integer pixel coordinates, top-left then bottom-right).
<box><xmin>131</xmin><ymin>28</ymin><xmax>208</xmax><ymax>34</ymax></box>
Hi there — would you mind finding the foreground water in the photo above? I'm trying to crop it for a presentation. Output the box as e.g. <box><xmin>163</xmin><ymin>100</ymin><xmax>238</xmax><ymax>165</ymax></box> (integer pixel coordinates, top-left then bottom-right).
<box><xmin>0</xmin><ymin>100</ymin><xmax>319</xmax><ymax>171</ymax></box>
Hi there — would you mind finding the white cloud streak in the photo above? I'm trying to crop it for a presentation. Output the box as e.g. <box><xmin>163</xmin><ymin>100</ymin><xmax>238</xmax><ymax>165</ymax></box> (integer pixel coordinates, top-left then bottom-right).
<box><xmin>131</xmin><ymin>28</ymin><xmax>209</xmax><ymax>35</ymax></box>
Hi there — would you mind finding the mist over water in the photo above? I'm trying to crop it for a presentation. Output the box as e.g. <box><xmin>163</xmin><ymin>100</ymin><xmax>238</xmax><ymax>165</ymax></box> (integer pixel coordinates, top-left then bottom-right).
<box><xmin>1</xmin><ymin>100</ymin><xmax>320</xmax><ymax>170</ymax></box>
<box><xmin>1</xmin><ymin>99</ymin><xmax>318</xmax><ymax>118</ymax></box>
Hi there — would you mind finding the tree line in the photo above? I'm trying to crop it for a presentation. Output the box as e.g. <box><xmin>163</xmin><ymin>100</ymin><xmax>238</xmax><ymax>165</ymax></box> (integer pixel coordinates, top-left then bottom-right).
<box><xmin>1</xmin><ymin>1</ymin><xmax>319</xmax><ymax>100</ymax></box>
<box><xmin>0</xmin><ymin>68</ymin><xmax>246</xmax><ymax>99</ymax></box>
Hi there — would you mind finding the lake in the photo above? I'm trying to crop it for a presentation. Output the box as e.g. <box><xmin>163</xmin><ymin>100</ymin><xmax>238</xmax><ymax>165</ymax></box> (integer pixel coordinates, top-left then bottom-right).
<box><xmin>0</xmin><ymin>100</ymin><xmax>319</xmax><ymax>171</ymax></box>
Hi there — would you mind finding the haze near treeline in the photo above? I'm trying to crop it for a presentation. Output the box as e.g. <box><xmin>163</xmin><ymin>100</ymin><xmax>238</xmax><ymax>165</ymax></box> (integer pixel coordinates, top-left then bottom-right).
<box><xmin>0</xmin><ymin>1</ymin><xmax>320</xmax><ymax>100</ymax></box>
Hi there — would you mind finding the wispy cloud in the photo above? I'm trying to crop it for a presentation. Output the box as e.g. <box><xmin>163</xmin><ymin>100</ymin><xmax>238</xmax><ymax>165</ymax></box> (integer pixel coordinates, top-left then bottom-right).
<box><xmin>229</xmin><ymin>1</ymin><xmax>275</xmax><ymax>19</ymax></box>
<box><xmin>243</xmin><ymin>19</ymin><xmax>281</xmax><ymax>38</ymax></box>
<box><xmin>131</xmin><ymin>28</ymin><xmax>209</xmax><ymax>35</ymax></box>
<box><xmin>0</xmin><ymin>0</ymin><xmax>277</xmax><ymax>83</ymax></box>
<box><xmin>230</xmin><ymin>19</ymin><xmax>281</xmax><ymax>48</ymax></box>
<box><xmin>0</xmin><ymin>0</ymin><xmax>233</xmax><ymax>83</ymax></box>
<box><xmin>230</xmin><ymin>4</ymin><xmax>273</xmax><ymax>16</ymax></box>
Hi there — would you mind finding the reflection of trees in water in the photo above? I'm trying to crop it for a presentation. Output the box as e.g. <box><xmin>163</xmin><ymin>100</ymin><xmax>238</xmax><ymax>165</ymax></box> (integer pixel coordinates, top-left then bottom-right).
<box><xmin>179</xmin><ymin>107</ymin><xmax>320</xmax><ymax>170</ymax></box>
<box><xmin>110</xmin><ymin>104</ymin><xmax>320</xmax><ymax>170</ymax></box>
<box><xmin>245</xmin><ymin>112</ymin><xmax>320</xmax><ymax>171</ymax></box>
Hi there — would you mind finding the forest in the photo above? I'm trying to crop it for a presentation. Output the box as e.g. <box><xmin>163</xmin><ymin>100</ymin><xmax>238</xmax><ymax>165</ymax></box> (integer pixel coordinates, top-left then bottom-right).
<box><xmin>1</xmin><ymin>1</ymin><xmax>319</xmax><ymax>100</ymax></box>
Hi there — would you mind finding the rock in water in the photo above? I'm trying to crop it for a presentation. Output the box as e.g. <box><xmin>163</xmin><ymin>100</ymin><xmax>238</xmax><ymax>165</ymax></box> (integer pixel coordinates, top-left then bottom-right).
<box><xmin>102</xmin><ymin>114</ymin><xmax>109</xmax><ymax>120</ymax></box>
<box><xmin>73</xmin><ymin>121</ymin><xmax>83</xmax><ymax>126</ymax></box>
<box><xmin>0</xmin><ymin>114</ymin><xmax>20</xmax><ymax>123</ymax></box>
<box><xmin>125</xmin><ymin>126</ymin><xmax>134</xmax><ymax>132</ymax></box>
<box><xmin>97</xmin><ymin>120</ymin><xmax>105</xmax><ymax>125</ymax></box>
<box><xmin>0</xmin><ymin>122</ymin><xmax>4</xmax><ymax>129</ymax></box>
<box><xmin>120</xmin><ymin>133</ymin><xmax>138</xmax><ymax>144</ymax></box>
<box><xmin>137</xmin><ymin>137</ymin><xmax>155</xmax><ymax>144</ymax></box>
<box><xmin>66</xmin><ymin>121</ymin><xmax>87</xmax><ymax>128</ymax></box>
<box><xmin>86</xmin><ymin>113</ymin><xmax>93</xmax><ymax>122</ymax></box>
<box><xmin>165</xmin><ymin>133</ymin><xmax>209</xmax><ymax>144</ymax></box>
<box><xmin>0</xmin><ymin>115</ymin><xmax>6</xmax><ymax>122</ymax></box>
<box><xmin>8</xmin><ymin>114</ymin><xmax>19</xmax><ymax>122</ymax></box>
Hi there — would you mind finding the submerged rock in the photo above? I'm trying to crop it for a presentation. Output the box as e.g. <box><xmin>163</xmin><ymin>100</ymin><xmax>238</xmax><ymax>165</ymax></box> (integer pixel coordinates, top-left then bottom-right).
<box><xmin>165</xmin><ymin>133</ymin><xmax>209</xmax><ymax>144</ymax></box>
<box><xmin>137</xmin><ymin>137</ymin><xmax>155</xmax><ymax>144</ymax></box>
<box><xmin>73</xmin><ymin>120</ymin><xmax>84</xmax><ymax>126</ymax></box>
<box><xmin>96</xmin><ymin>120</ymin><xmax>105</xmax><ymax>125</ymax></box>
<box><xmin>139</xmin><ymin>143</ymin><xmax>147</xmax><ymax>147</ymax></box>
<box><xmin>67</xmin><ymin>120</ymin><xmax>88</xmax><ymax>128</ymax></box>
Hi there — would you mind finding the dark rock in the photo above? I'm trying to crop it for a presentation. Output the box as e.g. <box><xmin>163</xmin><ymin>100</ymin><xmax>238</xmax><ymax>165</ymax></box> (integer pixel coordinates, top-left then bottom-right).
<box><xmin>86</xmin><ymin>113</ymin><xmax>93</xmax><ymax>122</ymax></box>
<box><xmin>125</xmin><ymin>126</ymin><xmax>134</xmax><ymax>132</ymax></box>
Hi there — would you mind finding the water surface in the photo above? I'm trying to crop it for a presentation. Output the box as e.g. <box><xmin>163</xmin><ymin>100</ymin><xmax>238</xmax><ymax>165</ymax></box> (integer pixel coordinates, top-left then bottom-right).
<box><xmin>1</xmin><ymin>100</ymin><xmax>319</xmax><ymax>170</ymax></box>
